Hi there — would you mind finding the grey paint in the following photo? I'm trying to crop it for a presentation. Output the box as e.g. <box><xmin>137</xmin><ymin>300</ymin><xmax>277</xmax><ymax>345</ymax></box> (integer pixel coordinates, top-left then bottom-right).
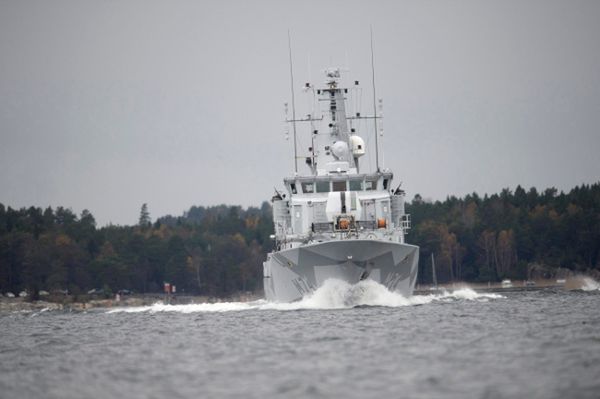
<box><xmin>264</xmin><ymin>240</ymin><xmax>419</xmax><ymax>302</ymax></box>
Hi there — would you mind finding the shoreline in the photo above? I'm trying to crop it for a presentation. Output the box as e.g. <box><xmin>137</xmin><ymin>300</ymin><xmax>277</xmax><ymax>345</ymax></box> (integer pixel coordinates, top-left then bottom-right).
<box><xmin>2</xmin><ymin>276</ymin><xmax>597</xmax><ymax>313</ymax></box>
<box><xmin>0</xmin><ymin>292</ymin><xmax>263</xmax><ymax>313</ymax></box>
<box><xmin>414</xmin><ymin>275</ymin><xmax>598</xmax><ymax>294</ymax></box>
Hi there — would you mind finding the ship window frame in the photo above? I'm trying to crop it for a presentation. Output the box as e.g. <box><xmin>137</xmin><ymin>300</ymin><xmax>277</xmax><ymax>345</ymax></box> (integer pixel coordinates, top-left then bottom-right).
<box><xmin>349</xmin><ymin>179</ymin><xmax>363</xmax><ymax>191</ymax></box>
<box><xmin>316</xmin><ymin>181</ymin><xmax>330</xmax><ymax>193</ymax></box>
<box><xmin>332</xmin><ymin>181</ymin><xmax>347</xmax><ymax>192</ymax></box>
<box><xmin>365</xmin><ymin>178</ymin><xmax>378</xmax><ymax>191</ymax></box>
<box><xmin>302</xmin><ymin>182</ymin><xmax>315</xmax><ymax>194</ymax></box>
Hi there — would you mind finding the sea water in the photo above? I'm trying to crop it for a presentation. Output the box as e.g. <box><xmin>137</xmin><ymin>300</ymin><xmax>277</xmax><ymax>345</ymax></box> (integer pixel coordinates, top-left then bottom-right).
<box><xmin>1</xmin><ymin>280</ymin><xmax>599</xmax><ymax>399</ymax></box>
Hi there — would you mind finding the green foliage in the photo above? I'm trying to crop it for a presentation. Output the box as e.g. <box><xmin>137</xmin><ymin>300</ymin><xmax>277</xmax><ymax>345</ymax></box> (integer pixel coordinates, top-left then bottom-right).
<box><xmin>407</xmin><ymin>183</ymin><xmax>600</xmax><ymax>283</ymax></box>
<box><xmin>0</xmin><ymin>183</ymin><xmax>598</xmax><ymax>297</ymax></box>
<box><xmin>0</xmin><ymin>202</ymin><xmax>273</xmax><ymax>297</ymax></box>
<box><xmin>138</xmin><ymin>203</ymin><xmax>151</xmax><ymax>227</ymax></box>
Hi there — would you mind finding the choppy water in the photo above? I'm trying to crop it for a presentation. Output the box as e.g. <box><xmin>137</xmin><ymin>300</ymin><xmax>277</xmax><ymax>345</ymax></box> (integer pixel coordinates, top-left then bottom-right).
<box><xmin>1</xmin><ymin>279</ymin><xmax>599</xmax><ymax>399</ymax></box>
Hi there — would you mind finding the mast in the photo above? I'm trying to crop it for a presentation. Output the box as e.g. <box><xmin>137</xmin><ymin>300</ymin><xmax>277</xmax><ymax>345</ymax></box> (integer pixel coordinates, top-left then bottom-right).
<box><xmin>370</xmin><ymin>26</ymin><xmax>380</xmax><ymax>172</ymax></box>
<box><xmin>283</xmin><ymin>62</ymin><xmax>370</xmax><ymax>177</ymax></box>
<box><xmin>287</xmin><ymin>30</ymin><xmax>298</xmax><ymax>173</ymax></box>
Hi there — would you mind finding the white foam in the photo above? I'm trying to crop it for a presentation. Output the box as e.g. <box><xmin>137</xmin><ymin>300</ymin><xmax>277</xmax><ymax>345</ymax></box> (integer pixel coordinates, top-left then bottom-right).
<box><xmin>440</xmin><ymin>288</ymin><xmax>504</xmax><ymax>300</ymax></box>
<box><xmin>276</xmin><ymin>279</ymin><xmax>436</xmax><ymax>310</ymax></box>
<box><xmin>581</xmin><ymin>277</ymin><xmax>600</xmax><ymax>291</ymax></box>
<box><xmin>107</xmin><ymin>279</ymin><xmax>504</xmax><ymax>314</ymax></box>
<box><xmin>107</xmin><ymin>301</ymin><xmax>262</xmax><ymax>314</ymax></box>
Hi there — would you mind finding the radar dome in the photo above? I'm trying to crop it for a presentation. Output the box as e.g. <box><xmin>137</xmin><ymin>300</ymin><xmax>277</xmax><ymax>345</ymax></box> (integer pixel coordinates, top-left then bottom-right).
<box><xmin>350</xmin><ymin>135</ymin><xmax>366</xmax><ymax>157</ymax></box>
<box><xmin>331</xmin><ymin>141</ymin><xmax>349</xmax><ymax>160</ymax></box>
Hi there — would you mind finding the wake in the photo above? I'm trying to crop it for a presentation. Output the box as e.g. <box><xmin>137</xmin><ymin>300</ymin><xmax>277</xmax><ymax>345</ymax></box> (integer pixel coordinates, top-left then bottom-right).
<box><xmin>580</xmin><ymin>276</ymin><xmax>600</xmax><ymax>291</ymax></box>
<box><xmin>107</xmin><ymin>279</ymin><xmax>504</xmax><ymax>314</ymax></box>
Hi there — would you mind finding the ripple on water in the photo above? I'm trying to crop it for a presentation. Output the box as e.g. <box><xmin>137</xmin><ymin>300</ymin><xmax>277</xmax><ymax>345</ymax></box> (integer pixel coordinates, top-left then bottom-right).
<box><xmin>1</xmin><ymin>283</ymin><xmax>599</xmax><ymax>399</ymax></box>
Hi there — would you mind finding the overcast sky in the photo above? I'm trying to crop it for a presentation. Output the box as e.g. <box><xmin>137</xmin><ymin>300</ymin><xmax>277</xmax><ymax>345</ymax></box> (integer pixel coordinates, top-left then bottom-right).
<box><xmin>1</xmin><ymin>0</ymin><xmax>599</xmax><ymax>226</ymax></box>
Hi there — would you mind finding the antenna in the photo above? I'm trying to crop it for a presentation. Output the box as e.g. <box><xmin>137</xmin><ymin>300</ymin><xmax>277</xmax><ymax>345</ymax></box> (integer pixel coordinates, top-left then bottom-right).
<box><xmin>307</xmin><ymin>52</ymin><xmax>312</xmax><ymax>84</ymax></box>
<box><xmin>288</xmin><ymin>30</ymin><xmax>298</xmax><ymax>174</ymax></box>
<box><xmin>370</xmin><ymin>26</ymin><xmax>380</xmax><ymax>172</ymax></box>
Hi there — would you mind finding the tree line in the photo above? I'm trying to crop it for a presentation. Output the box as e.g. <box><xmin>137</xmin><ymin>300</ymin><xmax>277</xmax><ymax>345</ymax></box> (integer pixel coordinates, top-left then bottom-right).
<box><xmin>0</xmin><ymin>203</ymin><xmax>272</xmax><ymax>299</ymax></box>
<box><xmin>0</xmin><ymin>182</ymin><xmax>598</xmax><ymax>298</ymax></box>
<box><xmin>408</xmin><ymin>183</ymin><xmax>600</xmax><ymax>284</ymax></box>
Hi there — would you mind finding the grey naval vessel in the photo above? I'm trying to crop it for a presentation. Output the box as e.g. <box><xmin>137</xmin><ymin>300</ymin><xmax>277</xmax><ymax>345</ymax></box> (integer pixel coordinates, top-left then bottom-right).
<box><xmin>263</xmin><ymin>67</ymin><xmax>419</xmax><ymax>302</ymax></box>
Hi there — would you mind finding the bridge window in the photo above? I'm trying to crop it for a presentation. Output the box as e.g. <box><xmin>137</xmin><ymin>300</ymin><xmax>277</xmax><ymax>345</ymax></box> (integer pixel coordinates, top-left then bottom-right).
<box><xmin>302</xmin><ymin>183</ymin><xmax>314</xmax><ymax>193</ymax></box>
<box><xmin>316</xmin><ymin>181</ymin><xmax>330</xmax><ymax>193</ymax></box>
<box><xmin>349</xmin><ymin>179</ymin><xmax>362</xmax><ymax>191</ymax></box>
<box><xmin>365</xmin><ymin>178</ymin><xmax>378</xmax><ymax>191</ymax></box>
<box><xmin>332</xmin><ymin>181</ymin><xmax>347</xmax><ymax>192</ymax></box>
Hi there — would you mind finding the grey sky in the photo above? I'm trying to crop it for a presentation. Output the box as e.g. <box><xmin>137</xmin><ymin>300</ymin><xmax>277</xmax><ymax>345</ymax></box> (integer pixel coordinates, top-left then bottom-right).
<box><xmin>1</xmin><ymin>0</ymin><xmax>599</xmax><ymax>226</ymax></box>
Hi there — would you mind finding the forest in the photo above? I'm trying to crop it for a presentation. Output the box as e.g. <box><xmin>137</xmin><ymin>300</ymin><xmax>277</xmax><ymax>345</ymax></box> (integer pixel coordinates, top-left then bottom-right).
<box><xmin>0</xmin><ymin>182</ymin><xmax>599</xmax><ymax>299</ymax></box>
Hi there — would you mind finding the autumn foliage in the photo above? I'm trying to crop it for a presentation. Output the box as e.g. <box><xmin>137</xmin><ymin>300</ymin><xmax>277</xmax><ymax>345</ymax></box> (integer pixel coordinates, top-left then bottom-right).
<box><xmin>0</xmin><ymin>183</ymin><xmax>599</xmax><ymax>298</ymax></box>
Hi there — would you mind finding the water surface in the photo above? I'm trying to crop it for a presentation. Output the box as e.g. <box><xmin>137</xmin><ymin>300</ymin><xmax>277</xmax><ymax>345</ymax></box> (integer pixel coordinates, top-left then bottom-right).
<box><xmin>1</xmin><ymin>280</ymin><xmax>599</xmax><ymax>399</ymax></box>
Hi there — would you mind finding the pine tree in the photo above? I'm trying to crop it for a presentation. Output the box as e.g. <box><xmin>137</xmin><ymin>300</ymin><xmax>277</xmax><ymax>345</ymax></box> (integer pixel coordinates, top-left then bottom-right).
<box><xmin>138</xmin><ymin>204</ymin><xmax>151</xmax><ymax>227</ymax></box>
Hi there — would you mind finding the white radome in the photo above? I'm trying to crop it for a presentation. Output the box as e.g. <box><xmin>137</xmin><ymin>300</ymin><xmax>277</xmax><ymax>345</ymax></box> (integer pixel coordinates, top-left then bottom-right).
<box><xmin>331</xmin><ymin>141</ymin><xmax>350</xmax><ymax>159</ymax></box>
<box><xmin>350</xmin><ymin>135</ymin><xmax>366</xmax><ymax>157</ymax></box>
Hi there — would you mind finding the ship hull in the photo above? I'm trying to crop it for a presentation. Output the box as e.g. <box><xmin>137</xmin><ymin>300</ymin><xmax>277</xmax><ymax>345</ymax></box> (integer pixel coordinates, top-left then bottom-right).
<box><xmin>263</xmin><ymin>240</ymin><xmax>419</xmax><ymax>302</ymax></box>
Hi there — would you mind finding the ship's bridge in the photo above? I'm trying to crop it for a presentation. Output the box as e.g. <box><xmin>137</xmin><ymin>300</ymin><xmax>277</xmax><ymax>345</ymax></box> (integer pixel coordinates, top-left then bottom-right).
<box><xmin>284</xmin><ymin>172</ymin><xmax>393</xmax><ymax>195</ymax></box>
<box><xmin>272</xmin><ymin>171</ymin><xmax>409</xmax><ymax>248</ymax></box>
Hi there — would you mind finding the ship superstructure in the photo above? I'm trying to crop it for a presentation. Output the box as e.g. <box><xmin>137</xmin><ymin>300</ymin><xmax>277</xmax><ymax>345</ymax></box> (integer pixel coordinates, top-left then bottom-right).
<box><xmin>263</xmin><ymin>67</ymin><xmax>419</xmax><ymax>302</ymax></box>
